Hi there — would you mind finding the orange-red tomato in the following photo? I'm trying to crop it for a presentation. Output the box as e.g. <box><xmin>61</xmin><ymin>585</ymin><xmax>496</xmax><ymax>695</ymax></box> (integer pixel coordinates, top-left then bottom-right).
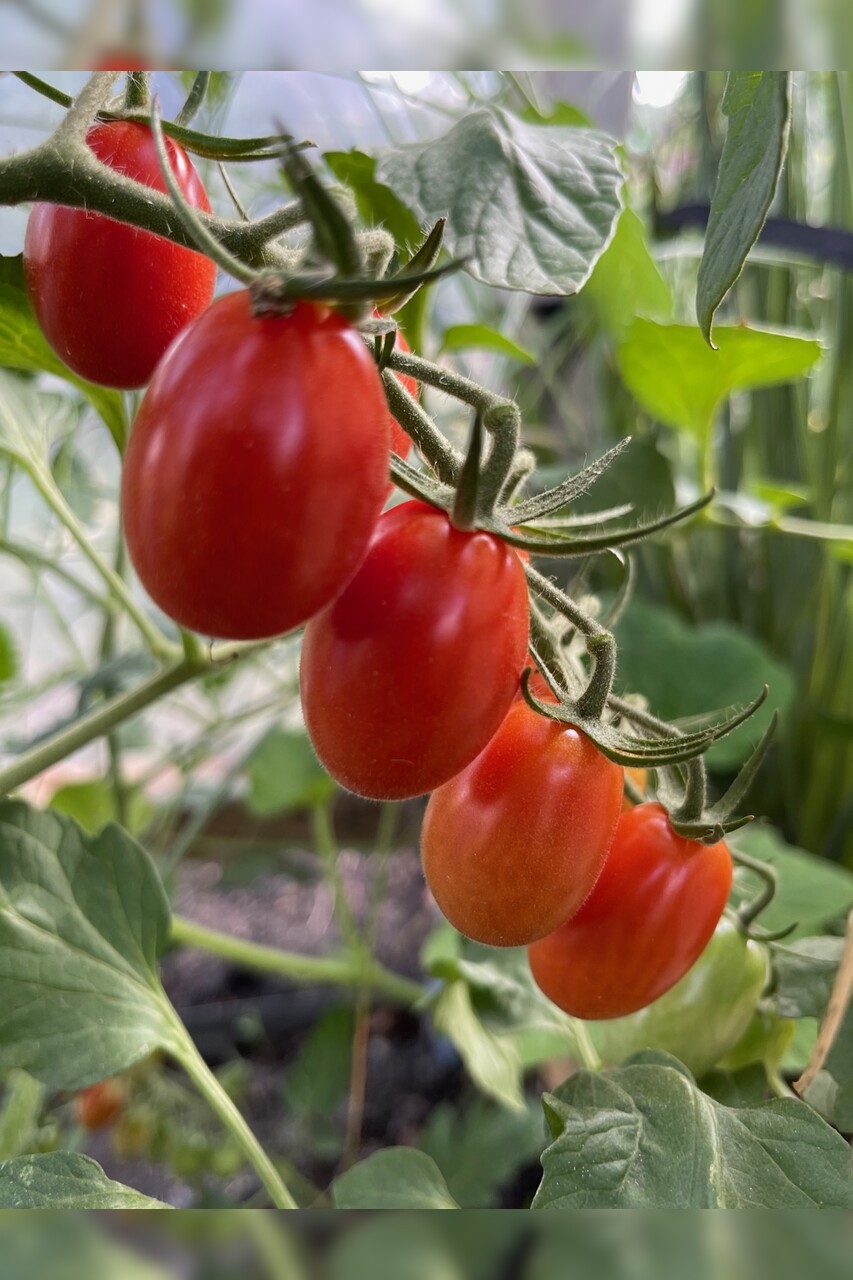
<box><xmin>528</xmin><ymin>802</ymin><xmax>733</xmax><ymax>1019</ymax></box>
<box><xmin>421</xmin><ymin>699</ymin><xmax>624</xmax><ymax>946</ymax></box>
<box><xmin>301</xmin><ymin>500</ymin><xmax>529</xmax><ymax>800</ymax></box>
<box><xmin>76</xmin><ymin>1079</ymin><xmax>125</xmax><ymax>1130</ymax></box>
<box><xmin>24</xmin><ymin>120</ymin><xmax>215</xmax><ymax>389</ymax></box>
<box><xmin>122</xmin><ymin>292</ymin><xmax>390</xmax><ymax>639</ymax></box>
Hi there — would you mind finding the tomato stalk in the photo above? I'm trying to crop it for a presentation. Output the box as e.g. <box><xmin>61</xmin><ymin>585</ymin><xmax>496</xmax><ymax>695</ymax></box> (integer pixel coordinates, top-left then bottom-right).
<box><xmin>175</xmin><ymin>71</ymin><xmax>211</xmax><ymax>128</ymax></box>
<box><xmin>123</xmin><ymin>72</ymin><xmax>150</xmax><ymax>112</ymax></box>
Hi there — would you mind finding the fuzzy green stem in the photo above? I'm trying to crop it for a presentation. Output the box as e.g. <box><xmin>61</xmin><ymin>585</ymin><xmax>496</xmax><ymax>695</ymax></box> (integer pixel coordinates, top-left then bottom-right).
<box><xmin>381</xmin><ymin>370</ymin><xmax>461</xmax><ymax>486</ymax></box>
<box><xmin>175</xmin><ymin>71</ymin><xmax>211</xmax><ymax>127</ymax></box>
<box><xmin>123</xmin><ymin>72</ymin><xmax>150</xmax><ymax>112</ymax></box>
<box><xmin>169</xmin><ymin>914</ymin><xmax>423</xmax><ymax>1006</ymax></box>
<box><xmin>27</xmin><ymin>463</ymin><xmax>174</xmax><ymax>660</ymax></box>
<box><xmin>733</xmin><ymin>849</ymin><xmax>779</xmax><ymax>928</ymax></box>
<box><xmin>0</xmin><ymin>659</ymin><xmax>200</xmax><ymax>796</ymax></box>
<box><xmin>169</xmin><ymin>1016</ymin><xmax>297</xmax><ymax>1208</ymax></box>
<box><xmin>572</xmin><ymin>1019</ymin><xmax>603</xmax><ymax>1071</ymax></box>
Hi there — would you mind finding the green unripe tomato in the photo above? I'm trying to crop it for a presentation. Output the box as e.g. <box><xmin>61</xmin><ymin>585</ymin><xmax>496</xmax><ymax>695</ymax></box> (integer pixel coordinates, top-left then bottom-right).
<box><xmin>594</xmin><ymin>917</ymin><xmax>769</xmax><ymax>1078</ymax></box>
<box><xmin>717</xmin><ymin>1006</ymin><xmax>796</xmax><ymax>1075</ymax></box>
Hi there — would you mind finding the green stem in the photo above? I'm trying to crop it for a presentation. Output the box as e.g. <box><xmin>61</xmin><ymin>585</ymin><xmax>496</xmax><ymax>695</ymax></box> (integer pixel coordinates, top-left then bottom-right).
<box><xmin>312</xmin><ymin>800</ymin><xmax>363</xmax><ymax>956</ymax></box>
<box><xmin>0</xmin><ymin>537</ymin><xmax>112</xmax><ymax>612</ymax></box>
<box><xmin>0</xmin><ymin>659</ymin><xmax>199</xmax><ymax>796</ymax></box>
<box><xmin>571</xmin><ymin>1019</ymin><xmax>602</xmax><ymax>1071</ymax></box>
<box><xmin>27</xmin><ymin>463</ymin><xmax>174</xmax><ymax>660</ymax></box>
<box><xmin>175</xmin><ymin>72</ymin><xmax>211</xmax><ymax>127</ymax></box>
<box><xmin>169</xmin><ymin>1017</ymin><xmax>297</xmax><ymax>1209</ymax></box>
<box><xmin>123</xmin><ymin>72</ymin><xmax>150</xmax><ymax>112</ymax></box>
<box><xmin>169</xmin><ymin>914</ymin><xmax>423</xmax><ymax>1006</ymax></box>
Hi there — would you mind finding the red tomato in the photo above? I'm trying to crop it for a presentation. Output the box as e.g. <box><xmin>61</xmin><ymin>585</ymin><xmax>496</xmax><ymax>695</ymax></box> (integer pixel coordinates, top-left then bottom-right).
<box><xmin>122</xmin><ymin>292</ymin><xmax>390</xmax><ymax>639</ymax></box>
<box><xmin>421</xmin><ymin>700</ymin><xmax>623</xmax><ymax>946</ymax></box>
<box><xmin>24</xmin><ymin>121</ymin><xmax>215</xmax><ymax>389</ymax></box>
<box><xmin>76</xmin><ymin>1079</ymin><xmax>125</xmax><ymax>1130</ymax></box>
<box><xmin>528</xmin><ymin>802</ymin><xmax>733</xmax><ymax>1019</ymax></box>
<box><xmin>300</xmin><ymin>500</ymin><xmax>529</xmax><ymax>799</ymax></box>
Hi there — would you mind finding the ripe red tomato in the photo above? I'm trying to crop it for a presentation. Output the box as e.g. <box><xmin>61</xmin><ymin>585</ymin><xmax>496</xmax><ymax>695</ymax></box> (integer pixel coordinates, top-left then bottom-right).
<box><xmin>76</xmin><ymin>1079</ymin><xmax>125</xmax><ymax>1130</ymax></box>
<box><xmin>300</xmin><ymin>500</ymin><xmax>529</xmax><ymax>799</ymax></box>
<box><xmin>528</xmin><ymin>802</ymin><xmax>733</xmax><ymax>1019</ymax></box>
<box><xmin>24</xmin><ymin>120</ymin><xmax>215</xmax><ymax>389</ymax></box>
<box><xmin>122</xmin><ymin>291</ymin><xmax>390</xmax><ymax>639</ymax></box>
<box><xmin>421</xmin><ymin>700</ymin><xmax>623</xmax><ymax>946</ymax></box>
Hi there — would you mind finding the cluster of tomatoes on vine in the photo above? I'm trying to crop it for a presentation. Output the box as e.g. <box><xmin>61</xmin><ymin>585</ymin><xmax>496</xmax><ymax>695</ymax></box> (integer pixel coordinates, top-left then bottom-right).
<box><xmin>22</xmin><ymin>99</ymin><xmax>768</xmax><ymax>1026</ymax></box>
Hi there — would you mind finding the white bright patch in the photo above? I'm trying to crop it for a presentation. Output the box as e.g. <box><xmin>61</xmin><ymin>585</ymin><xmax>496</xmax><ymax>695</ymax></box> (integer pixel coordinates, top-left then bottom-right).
<box><xmin>634</xmin><ymin>71</ymin><xmax>690</xmax><ymax>109</ymax></box>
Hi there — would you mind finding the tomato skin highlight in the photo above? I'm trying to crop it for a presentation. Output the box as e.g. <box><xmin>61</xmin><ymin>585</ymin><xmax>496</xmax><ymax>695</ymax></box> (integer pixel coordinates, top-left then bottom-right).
<box><xmin>529</xmin><ymin>802</ymin><xmax>733</xmax><ymax>1019</ymax></box>
<box><xmin>24</xmin><ymin>120</ymin><xmax>215</xmax><ymax>389</ymax></box>
<box><xmin>122</xmin><ymin>292</ymin><xmax>391</xmax><ymax>639</ymax></box>
<box><xmin>421</xmin><ymin>700</ymin><xmax>624</xmax><ymax>946</ymax></box>
<box><xmin>594</xmin><ymin>917</ymin><xmax>768</xmax><ymax>1077</ymax></box>
<box><xmin>300</xmin><ymin>500</ymin><xmax>530</xmax><ymax>800</ymax></box>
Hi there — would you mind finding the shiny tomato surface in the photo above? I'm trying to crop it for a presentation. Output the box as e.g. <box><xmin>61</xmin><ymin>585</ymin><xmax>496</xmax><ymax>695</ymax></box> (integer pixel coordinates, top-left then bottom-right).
<box><xmin>122</xmin><ymin>292</ymin><xmax>390</xmax><ymax>639</ymax></box>
<box><xmin>529</xmin><ymin>802</ymin><xmax>733</xmax><ymax>1019</ymax></box>
<box><xmin>24</xmin><ymin>120</ymin><xmax>215</xmax><ymax>388</ymax></box>
<box><xmin>300</xmin><ymin>500</ymin><xmax>529</xmax><ymax>800</ymax></box>
<box><xmin>421</xmin><ymin>700</ymin><xmax>623</xmax><ymax>946</ymax></box>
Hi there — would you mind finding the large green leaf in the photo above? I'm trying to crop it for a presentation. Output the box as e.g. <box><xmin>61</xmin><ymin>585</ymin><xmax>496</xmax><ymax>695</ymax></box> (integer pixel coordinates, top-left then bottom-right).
<box><xmin>534</xmin><ymin>1055</ymin><xmax>853</xmax><ymax>1208</ymax></box>
<box><xmin>333</xmin><ymin>1147</ymin><xmax>459</xmax><ymax>1209</ymax></box>
<box><xmin>0</xmin><ymin>1069</ymin><xmax>44</xmax><ymax>1159</ymax></box>
<box><xmin>730</xmin><ymin>824</ymin><xmax>853</xmax><ymax>939</ymax></box>
<box><xmin>617</xmin><ymin>320</ymin><xmax>821</xmax><ymax>439</ymax></box>
<box><xmin>324</xmin><ymin>149</ymin><xmax>423</xmax><ymax>249</ymax></box>
<box><xmin>0</xmin><ymin>270</ymin><xmax>127</xmax><ymax>449</ymax></box>
<box><xmin>772</xmin><ymin>937</ymin><xmax>846</xmax><ymax>1019</ymax></box>
<box><xmin>584</xmin><ymin>206</ymin><xmax>673</xmax><ymax>338</ymax></box>
<box><xmin>697</xmin><ymin>73</ymin><xmax>792</xmax><ymax>345</ymax></box>
<box><xmin>0</xmin><ymin>799</ymin><xmax>180</xmax><ymax>1090</ymax></box>
<box><xmin>328</xmin><ymin>1215</ymin><xmax>463</xmax><ymax>1280</ymax></box>
<box><xmin>419</xmin><ymin>1098</ymin><xmax>543</xmax><ymax>1208</ymax></box>
<box><xmin>613</xmin><ymin>601</ymin><xmax>794</xmax><ymax>769</ymax></box>
<box><xmin>800</xmin><ymin>993</ymin><xmax>853</xmax><ymax>1131</ymax></box>
<box><xmin>424</xmin><ymin>927</ymin><xmax>581</xmax><ymax>1107</ymax></box>
<box><xmin>440</xmin><ymin>323</ymin><xmax>536</xmax><ymax>364</ymax></box>
<box><xmin>376</xmin><ymin>109</ymin><xmax>623</xmax><ymax>295</ymax></box>
<box><xmin>0</xmin><ymin>1152</ymin><xmax>167</xmax><ymax>1208</ymax></box>
<box><xmin>245</xmin><ymin>727</ymin><xmax>335</xmax><ymax>816</ymax></box>
<box><xmin>0</xmin><ymin>1211</ymin><xmax>172</xmax><ymax>1278</ymax></box>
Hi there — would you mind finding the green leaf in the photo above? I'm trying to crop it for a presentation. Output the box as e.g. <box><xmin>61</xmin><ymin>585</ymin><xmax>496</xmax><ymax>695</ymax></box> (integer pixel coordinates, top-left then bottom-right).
<box><xmin>584</xmin><ymin>207</ymin><xmax>673</xmax><ymax>338</ymax></box>
<box><xmin>730</xmin><ymin>824</ymin><xmax>853</xmax><ymax>939</ymax></box>
<box><xmin>700</xmin><ymin>1062</ymin><xmax>770</xmax><ymax>1108</ymax></box>
<box><xmin>419</xmin><ymin>1098</ymin><xmax>544</xmax><ymax>1208</ymax></box>
<box><xmin>772</xmin><ymin>937</ymin><xmax>845</xmax><ymax>1019</ymax></box>
<box><xmin>283</xmin><ymin>1004</ymin><xmax>353</xmax><ymax>1118</ymax></box>
<box><xmin>376</xmin><ymin>108</ymin><xmax>623</xmax><ymax>296</ymax></box>
<box><xmin>0</xmin><ymin>1152</ymin><xmax>168</xmax><ymax>1208</ymax></box>
<box><xmin>617</xmin><ymin>320</ymin><xmax>821</xmax><ymax>439</ymax></box>
<box><xmin>0</xmin><ymin>799</ymin><xmax>179</xmax><ymax>1090</ymax></box>
<box><xmin>697</xmin><ymin>73</ymin><xmax>792</xmax><ymax>345</ymax></box>
<box><xmin>0</xmin><ymin>283</ymin><xmax>127</xmax><ymax>449</ymax></box>
<box><xmin>534</xmin><ymin>1059</ymin><xmax>853</xmax><ymax>1207</ymax></box>
<box><xmin>0</xmin><ymin>1069</ymin><xmax>44</xmax><ymax>1159</ymax></box>
<box><xmin>0</xmin><ymin>622</ymin><xmax>18</xmax><ymax>685</ymax></box>
<box><xmin>245</xmin><ymin>727</ymin><xmax>335</xmax><ymax>816</ymax></box>
<box><xmin>333</xmin><ymin>1148</ymin><xmax>459</xmax><ymax>1209</ymax></box>
<box><xmin>800</xmin><ymin>995</ymin><xmax>853</xmax><ymax>1131</ymax></box>
<box><xmin>432</xmin><ymin>979</ymin><xmax>525</xmax><ymax>1111</ymax></box>
<box><xmin>49</xmin><ymin>778</ymin><xmax>153</xmax><ymax>837</ymax></box>
<box><xmin>613</xmin><ymin>601</ymin><xmax>795</xmax><ymax>769</ymax></box>
<box><xmin>425</xmin><ymin>928</ymin><xmax>580</xmax><ymax>1073</ymax></box>
<box><xmin>0</xmin><ymin>1212</ymin><xmax>172</xmax><ymax>1279</ymax></box>
<box><xmin>324</xmin><ymin>149</ymin><xmax>423</xmax><ymax>250</ymax></box>
<box><xmin>440</xmin><ymin>323</ymin><xmax>536</xmax><ymax>364</ymax></box>
<box><xmin>328</xmin><ymin>1215</ymin><xmax>463</xmax><ymax>1280</ymax></box>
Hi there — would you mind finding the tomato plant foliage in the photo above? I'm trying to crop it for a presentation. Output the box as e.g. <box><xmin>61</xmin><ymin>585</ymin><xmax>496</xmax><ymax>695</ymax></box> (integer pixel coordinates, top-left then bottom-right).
<box><xmin>0</xmin><ymin>69</ymin><xmax>850</xmax><ymax>1211</ymax></box>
